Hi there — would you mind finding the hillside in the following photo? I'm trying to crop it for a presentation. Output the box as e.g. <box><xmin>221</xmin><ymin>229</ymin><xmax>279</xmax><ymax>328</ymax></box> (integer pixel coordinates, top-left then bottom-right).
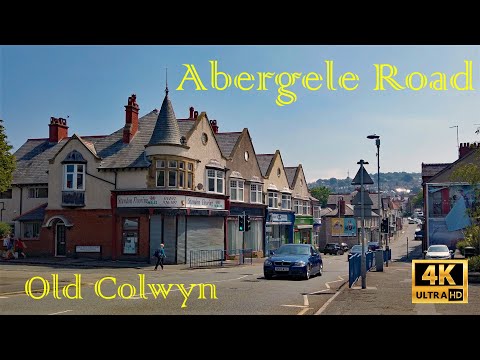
<box><xmin>308</xmin><ymin>172</ymin><xmax>422</xmax><ymax>195</ymax></box>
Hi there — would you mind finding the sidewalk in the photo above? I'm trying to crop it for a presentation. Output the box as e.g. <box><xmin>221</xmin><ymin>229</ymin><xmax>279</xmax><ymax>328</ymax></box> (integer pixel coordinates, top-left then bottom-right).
<box><xmin>318</xmin><ymin>230</ymin><xmax>480</xmax><ymax>315</ymax></box>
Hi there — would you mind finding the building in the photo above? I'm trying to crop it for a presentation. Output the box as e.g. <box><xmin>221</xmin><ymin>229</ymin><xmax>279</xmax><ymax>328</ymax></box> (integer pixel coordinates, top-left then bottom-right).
<box><xmin>257</xmin><ymin>151</ymin><xmax>295</xmax><ymax>254</ymax></box>
<box><xmin>216</xmin><ymin>128</ymin><xmax>266</xmax><ymax>257</ymax></box>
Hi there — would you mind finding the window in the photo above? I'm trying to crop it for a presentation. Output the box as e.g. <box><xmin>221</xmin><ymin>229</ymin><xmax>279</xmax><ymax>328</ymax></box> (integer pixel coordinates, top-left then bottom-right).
<box><xmin>207</xmin><ymin>169</ymin><xmax>224</xmax><ymax>194</ymax></box>
<box><xmin>28</xmin><ymin>188</ymin><xmax>48</xmax><ymax>198</ymax></box>
<box><xmin>303</xmin><ymin>201</ymin><xmax>310</xmax><ymax>215</ymax></box>
<box><xmin>0</xmin><ymin>189</ymin><xmax>12</xmax><ymax>199</ymax></box>
<box><xmin>64</xmin><ymin>164</ymin><xmax>85</xmax><ymax>191</ymax></box>
<box><xmin>281</xmin><ymin>194</ymin><xmax>291</xmax><ymax>210</ymax></box>
<box><xmin>155</xmin><ymin>159</ymin><xmax>194</xmax><ymax>190</ymax></box>
<box><xmin>156</xmin><ymin>170</ymin><xmax>165</xmax><ymax>187</ymax></box>
<box><xmin>250</xmin><ymin>184</ymin><xmax>263</xmax><ymax>204</ymax></box>
<box><xmin>268</xmin><ymin>192</ymin><xmax>279</xmax><ymax>208</ymax></box>
<box><xmin>122</xmin><ymin>218</ymin><xmax>139</xmax><ymax>255</ymax></box>
<box><xmin>313</xmin><ymin>206</ymin><xmax>321</xmax><ymax>218</ymax></box>
<box><xmin>230</xmin><ymin>180</ymin><xmax>244</xmax><ymax>202</ymax></box>
<box><xmin>168</xmin><ymin>170</ymin><xmax>177</xmax><ymax>187</ymax></box>
<box><xmin>23</xmin><ymin>222</ymin><xmax>41</xmax><ymax>239</ymax></box>
<box><xmin>294</xmin><ymin>200</ymin><xmax>302</xmax><ymax>214</ymax></box>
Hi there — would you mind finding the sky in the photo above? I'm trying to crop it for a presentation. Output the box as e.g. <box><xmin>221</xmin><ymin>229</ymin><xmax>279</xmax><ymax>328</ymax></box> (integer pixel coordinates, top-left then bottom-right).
<box><xmin>2</xmin><ymin>45</ymin><xmax>480</xmax><ymax>183</ymax></box>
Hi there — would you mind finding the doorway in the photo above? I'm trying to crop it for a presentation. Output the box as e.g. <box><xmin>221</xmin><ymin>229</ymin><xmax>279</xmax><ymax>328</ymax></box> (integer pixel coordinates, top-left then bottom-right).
<box><xmin>56</xmin><ymin>221</ymin><xmax>66</xmax><ymax>256</ymax></box>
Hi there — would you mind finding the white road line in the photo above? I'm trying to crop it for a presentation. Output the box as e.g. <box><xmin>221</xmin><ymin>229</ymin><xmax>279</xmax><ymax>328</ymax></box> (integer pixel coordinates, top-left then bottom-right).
<box><xmin>297</xmin><ymin>307</ymin><xmax>312</xmax><ymax>315</ymax></box>
<box><xmin>49</xmin><ymin>310</ymin><xmax>72</xmax><ymax>315</ymax></box>
<box><xmin>0</xmin><ymin>296</ymin><xmax>8</xmax><ymax>299</ymax></box>
<box><xmin>314</xmin><ymin>290</ymin><xmax>343</xmax><ymax>315</ymax></box>
<box><xmin>303</xmin><ymin>294</ymin><xmax>309</xmax><ymax>307</ymax></box>
<box><xmin>308</xmin><ymin>289</ymin><xmax>331</xmax><ymax>295</ymax></box>
<box><xmin>281</xmin><ymin>304</ymin><xmax>309</xmax><ymax>308</ymax></box>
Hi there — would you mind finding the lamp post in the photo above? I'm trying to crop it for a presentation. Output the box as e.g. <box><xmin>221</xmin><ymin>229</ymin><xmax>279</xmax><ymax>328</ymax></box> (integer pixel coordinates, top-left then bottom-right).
<box><xmin>367</xmin><ymin>134</ymin><xmax>381</xmax><ymax>245</ymax></box>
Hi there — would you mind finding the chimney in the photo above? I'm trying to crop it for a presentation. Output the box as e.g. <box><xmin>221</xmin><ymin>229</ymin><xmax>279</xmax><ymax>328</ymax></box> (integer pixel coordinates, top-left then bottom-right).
<box><xmin>339</xmin><ymin>199</ymin><xmax>346</xmax><ymax>216</ymax></box>
<box><xmin>189</xmin><ymin>106</ymin><xmax>194</xmax><ymax>119</ymax></box>
<box><xmin>123</xmin><ymin>94</ymin><xmax>140</xmax><ymax>143</ymax></box>
<box><xmin>210</xmin><ymin>120</ymin><xmax>219</xmax><ymax>134</ymax></box>
<box><xmin>49</xmin><ymin>117</ymin><xmax>69</xmax><ymax>143</ymax></box>
<box><xmin>194</xmin><ymin>110</ymin><xmax>199</xmax><ymax>119</ymax></box>
<box><xmin>458</xmin><ymin>142</ymin><xmax>480</xmax><ymax>159</ymax></box>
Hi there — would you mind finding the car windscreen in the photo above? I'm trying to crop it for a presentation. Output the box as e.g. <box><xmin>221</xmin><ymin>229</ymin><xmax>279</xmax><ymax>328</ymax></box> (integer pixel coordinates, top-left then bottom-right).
<box><xmin>350</xmin><ymin>245</ymin><xmax>362</xmax><ymax>252</ymax></box>
<box><xmin>428</xmin><ymin>245</ymin><xmax>449</xmax><ymax>252</ymax></box>
<box><xmin>275</xmin><ymin>246</ymin><xmax>310</xmax><ymax>256</ymax></box>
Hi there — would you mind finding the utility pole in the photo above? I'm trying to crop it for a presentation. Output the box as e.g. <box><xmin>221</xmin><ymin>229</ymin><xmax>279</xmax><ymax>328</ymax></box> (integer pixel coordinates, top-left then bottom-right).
<box><xmin>359</xmin><ymin>160</ymin><xmax>367</xmax><ymax>289</ymax></box>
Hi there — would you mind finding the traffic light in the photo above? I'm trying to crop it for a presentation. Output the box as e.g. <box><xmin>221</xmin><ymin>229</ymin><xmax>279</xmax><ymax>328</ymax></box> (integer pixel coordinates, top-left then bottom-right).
<box><xmin>245</xmin><ymin>214</ymin><xmax>251</xmax><ymax>231</ymax></box>
<box><xmin>239</xmin><ymin>215</ymin><xmax>245</xmax><ymax>232</ymax></box>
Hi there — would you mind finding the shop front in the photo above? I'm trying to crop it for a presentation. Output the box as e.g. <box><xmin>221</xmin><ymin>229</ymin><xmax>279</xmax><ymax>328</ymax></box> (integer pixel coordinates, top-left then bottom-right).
<box><xmin>113</xmin><ymin>191</ymin><xmax>229</xmax><ymax>264</ymax></box>
<box><xmin>294</xmin><ymin>215</ymin><xmax>313</xmax><ymax>244</ymax></box>
<box><xmin>265</xmin><ymin>210</ymin><xmax>294</xmax><ymax>255</ymax></box>
<box><xmin>228</xmin><ymin>204</ymin><xmax>266</xmax><ymax>257</ymax></box>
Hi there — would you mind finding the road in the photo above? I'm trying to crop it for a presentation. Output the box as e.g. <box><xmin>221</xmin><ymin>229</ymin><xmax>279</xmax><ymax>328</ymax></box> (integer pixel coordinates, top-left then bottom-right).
<box><xmin>0</xmin><ymin>251</ymin><xmax>350</xmax><ymax>315</ymax></box>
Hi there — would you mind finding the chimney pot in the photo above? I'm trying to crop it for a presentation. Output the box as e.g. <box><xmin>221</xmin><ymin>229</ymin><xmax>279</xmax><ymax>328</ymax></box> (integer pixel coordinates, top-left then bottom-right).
<box><xmin>49</xmin><ymin>116</ymin><xmax>69</xmax><ymax>143</ymax></box>
<box><xmin>210</xmin><ymin>119</ymin><xmax>219</xmax><ymax>134</ymax></box>
<box><xmin>189</xmin><ymin>106</ymin><xmax>194</xmax><ymax>119</ymax></box>
<box><xmin>123</xmin><ymin>94</ymin><xmax>140</xmax><ymax>143</ymax></box>
<box><xmin>194</xmin><ymin>110</ymin><xmax>198</xmax><ymax>118</ymax></box>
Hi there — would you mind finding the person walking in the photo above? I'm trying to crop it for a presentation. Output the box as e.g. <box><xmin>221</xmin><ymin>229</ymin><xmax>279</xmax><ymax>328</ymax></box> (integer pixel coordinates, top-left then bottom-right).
<box><xmin>154</xmin><ymin>243</ymin><xmax>166</xmax><ymax>270</ymax></box>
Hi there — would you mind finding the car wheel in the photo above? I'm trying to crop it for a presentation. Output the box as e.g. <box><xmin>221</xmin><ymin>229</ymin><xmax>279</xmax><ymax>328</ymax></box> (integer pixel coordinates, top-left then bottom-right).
<box><xmin>304</xmin><ymin>265</ymin><xmax>311</xmax><ymax>280</ymax></box>
<box><xmin>318</xmin><ymin>263</ymin><xmax>323</xmax><ymax>276</ymax></box>
<box><xmin>264</xmin><ymin>273</ymin><xmax>272</xmax><ymax>280</ymax></box>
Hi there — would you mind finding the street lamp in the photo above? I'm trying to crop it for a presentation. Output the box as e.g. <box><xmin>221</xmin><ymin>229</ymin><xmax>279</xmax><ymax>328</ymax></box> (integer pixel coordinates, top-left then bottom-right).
<box><xmin>367</xmin><ymin>134</ymin><xmax>383</xmax><ymax>255</ymax></box>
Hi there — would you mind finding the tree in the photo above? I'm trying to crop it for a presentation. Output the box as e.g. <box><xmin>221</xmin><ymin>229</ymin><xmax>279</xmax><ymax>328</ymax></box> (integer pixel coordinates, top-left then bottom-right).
<box><xmin>0</xmin><ymin>119</ymin><xmax>16</xmax><ymax>193</ymax></box>
<box><xmin>310</xmin><ymin>186</ymin><xmax>330</xmax><ymax>207</ymax></box>
<box><xmin>411</xmin><ymin>189</ymin><xmax>423</xmax><ymax>208</ymax></box>
<box><xmin>0</xmin><ymin>222</ymin><xmax>11</xmax><ymax>237</ymax></box>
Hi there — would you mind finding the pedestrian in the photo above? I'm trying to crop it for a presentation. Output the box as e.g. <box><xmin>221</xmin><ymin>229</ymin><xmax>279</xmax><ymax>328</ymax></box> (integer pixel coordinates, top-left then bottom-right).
<box><xmin>15</xmin><ymin>238</ymin><xmax>26</xmax><ymax>259</ymax></box>
<box><xmin>154</xmin><ymin>243</ymin><xmax>166</xmax><ymax>270</ymax></box>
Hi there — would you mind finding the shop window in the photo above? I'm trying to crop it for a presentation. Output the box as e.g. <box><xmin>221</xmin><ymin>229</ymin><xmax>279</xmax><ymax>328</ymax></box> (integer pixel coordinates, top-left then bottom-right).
<box><xmin>122</xmin><ymin>218</ymin><xmax>139</xmax><ymax>255</ymax></box>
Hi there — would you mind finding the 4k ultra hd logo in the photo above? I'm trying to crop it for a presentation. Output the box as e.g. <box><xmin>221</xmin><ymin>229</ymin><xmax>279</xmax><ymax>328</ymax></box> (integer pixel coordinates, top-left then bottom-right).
<box><xmin>412</xmin><ymin>260</ymin><xmax>468</xmax><ymax>303</ymax></box>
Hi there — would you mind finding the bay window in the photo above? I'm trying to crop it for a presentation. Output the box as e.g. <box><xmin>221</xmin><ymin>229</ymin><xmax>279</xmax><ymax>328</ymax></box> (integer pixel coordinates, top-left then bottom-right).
<box><xmin>281</xmin><ymin>194</ymin><xmax>291</xmax><ymax>210</ymax></box>
<box><xmin>207</xmin><ymin>169</ymin><xmax>224</xmax><ymax>194</ymax></box>
<box><xmin>268</xmin><ymin>192</ymin><xmax>279</xmax><ymax>209</ymax></box>
<box><xmin>250</xmin><ymin>184</ymin><xmax>263</xmax><ymax>204</ymax></box>
<box><xmin>230</xmin><ymin>180</ymin><xmax>244</xmax><ymax>202</ymax></box>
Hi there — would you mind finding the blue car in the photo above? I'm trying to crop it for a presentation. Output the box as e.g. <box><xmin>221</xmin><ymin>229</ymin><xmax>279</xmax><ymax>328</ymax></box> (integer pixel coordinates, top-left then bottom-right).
<box><xmin>264</xmin><ymin>244</ymin><xmax>323</xmax><ymax>280</ymax></box>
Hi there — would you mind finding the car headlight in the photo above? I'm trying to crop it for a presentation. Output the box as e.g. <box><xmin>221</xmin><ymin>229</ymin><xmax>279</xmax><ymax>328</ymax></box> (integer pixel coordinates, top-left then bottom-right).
<box><xmin>264</xmin><ymin>260</ymin><xmax>273</xmax><ymax>266</ymax></box>
<box><xmin>293</xmin><ymin>261</ymin><xmax>306</xmax><ymax>266</ymax></box>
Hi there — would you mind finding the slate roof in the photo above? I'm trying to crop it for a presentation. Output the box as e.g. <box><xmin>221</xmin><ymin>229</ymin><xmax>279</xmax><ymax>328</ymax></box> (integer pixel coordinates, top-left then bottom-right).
<box><xmin>13</xmin><ymin>203</ymin><xmax>47</xmax><ymax>222</ymax></box>
<box><xmin>147</xmin><ymin>93</ymin><xmax>181</xmax><ymax>146</ymax></box>
<box><xmin>12</xmin><ymin>92</ymin><xmax>197</xmax><ymax>184</ymax></box>
<box><xmin>284</xmin><ymin>167</ymin><xmax>298</xmax><ymax>188</ymax></box>
<box><xmin>215</xmin><ymin>132</ymin><xmax>242</xmax><ymax>158</ymax></box>
<box><xmin>257</xmin><ymin>154</ymin><xmax>275</xmax><ymax>177</ymax></box>
<box><xmin>421</xmin><ymin>163</ymin><xmax>450</xmax><ymax>178</ymax></box>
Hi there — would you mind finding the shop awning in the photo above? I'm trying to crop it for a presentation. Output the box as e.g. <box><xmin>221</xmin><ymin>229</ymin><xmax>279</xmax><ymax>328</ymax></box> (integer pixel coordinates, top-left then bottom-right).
<box><xmin>296</xmin><ymin>225</ymin><xmax>313</xmax><ymax>229</ymax></box>
<box><xmin>266</xmin><ymin>222</ymin><xmax>292</xmax><ymax>226</ymax></box>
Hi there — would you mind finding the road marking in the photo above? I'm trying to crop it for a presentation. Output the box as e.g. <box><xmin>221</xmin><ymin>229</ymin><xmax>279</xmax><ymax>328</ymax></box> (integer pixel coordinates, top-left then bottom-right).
<box><xmin>314</xmin><ymin>290</ymin><xmax>343</xmax><ymax>315</ymax></box>
<box><xmin>297</xmin><ymin>307</ymin><xmax>313</xmax><ymax>315</ymax></box>
<box><xmin>281</xmin><ymin>304</ymin><xmax>308</xmax><ymax>308</ymax></box>
<box><xmin>303</xmin><ymin>294</ymin><xmax>309</xmax><ymax>306</ymax></box>
<box><xmin>308</xmin><ymin>289</ymin><xmax>331</xmax><ymax>295</ymax></box>
<box><xmin>0</xmin><ymin>296</ymin><xmax>8</xmax><ymax>299</ymax></box>
<box><xmin>49</xmin><ymin>310</ymin><xmax>72</xmax><ymax>315</ymax></box>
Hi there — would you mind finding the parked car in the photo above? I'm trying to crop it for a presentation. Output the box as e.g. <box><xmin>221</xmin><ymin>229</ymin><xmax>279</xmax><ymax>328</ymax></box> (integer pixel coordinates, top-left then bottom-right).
<box><xmin>424</xmin><ymin>244</ymin><xmax>454</xmax><ymax>260</ymax></box>
<box><xmin>348</xmin><ymin>244</ymin><xmax>367</xmax><ymax>260</ymax></box>
<box><xmin>408</xmin><ymin>217</ymin><xmax>415</xmax><ymax>224</ymax></box>
<box><xmin>414</xmin><ymin>229</ymin><xmax>424</xmax><ymax>240</ymax></box>
<box><xmin>367</xmin><ymin>241</ymin><xmax>380</xmax><ymax>251</ymax></box>
<box><xmin>323</xmin><ymin>242</ymin><xmax>344</xmax><ymax>255</ymax></box>
<box><xmin>264</xmin><ymin>244</ymin><xmax>323</xmax><ymax>280</ymax></box>
<box><xmin>340</xmin><ymin>242</ymin><xmax>349</xmax><ymax>252</ymax></box>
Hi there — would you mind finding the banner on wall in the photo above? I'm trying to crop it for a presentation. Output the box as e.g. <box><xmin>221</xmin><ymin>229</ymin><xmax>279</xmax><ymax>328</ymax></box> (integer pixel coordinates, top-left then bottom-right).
<box><xmin>331</xmin><ymin>218</ymin><xmax>357</xmax><ymax>237</ymax></box>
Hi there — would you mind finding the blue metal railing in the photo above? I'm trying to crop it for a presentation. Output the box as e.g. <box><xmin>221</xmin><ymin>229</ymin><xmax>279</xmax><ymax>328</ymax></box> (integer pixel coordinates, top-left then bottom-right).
<box><xmin>348</xmin><ymin>250</ymin><xmax>376</xmax><ymax>288</ymax></box>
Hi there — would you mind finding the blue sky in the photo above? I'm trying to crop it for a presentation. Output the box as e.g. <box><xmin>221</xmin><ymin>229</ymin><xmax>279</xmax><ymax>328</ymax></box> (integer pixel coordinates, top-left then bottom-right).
<box><xmin>2</xmin><ymin>45</ymin><xmax>480</xmax><ymax>182</ymax></box>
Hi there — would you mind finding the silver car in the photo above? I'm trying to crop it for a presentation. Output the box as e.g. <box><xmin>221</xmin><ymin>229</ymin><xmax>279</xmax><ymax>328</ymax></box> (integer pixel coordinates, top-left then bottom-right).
<box><xmin>424</xmin><ymin>245</ymin><xmax>454</xmax><ymax>260</ymax></box>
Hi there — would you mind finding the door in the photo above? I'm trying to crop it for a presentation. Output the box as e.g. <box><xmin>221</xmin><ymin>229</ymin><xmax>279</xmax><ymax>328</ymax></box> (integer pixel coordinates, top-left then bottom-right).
<box><xmin>56</xmin><ymin>222</ymin><xmax>66</xmax><ymax>256</ymax></box>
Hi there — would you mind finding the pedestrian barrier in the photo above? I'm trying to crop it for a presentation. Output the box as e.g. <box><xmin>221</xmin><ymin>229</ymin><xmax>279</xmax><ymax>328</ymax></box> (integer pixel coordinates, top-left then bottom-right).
<box><xmin>189</xmin><ymin>248</ymin><xmax>253</xmax><ymax>268</ymax></box>
<box><xmin>383</xmin><ymin>248</ymin><xmax>392</xmax><ymax>262</ymax></box>
<box><xmin>348</xmin><ymin>250</ymin><xmax>376</xmax><ymax>288</ymax></box>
